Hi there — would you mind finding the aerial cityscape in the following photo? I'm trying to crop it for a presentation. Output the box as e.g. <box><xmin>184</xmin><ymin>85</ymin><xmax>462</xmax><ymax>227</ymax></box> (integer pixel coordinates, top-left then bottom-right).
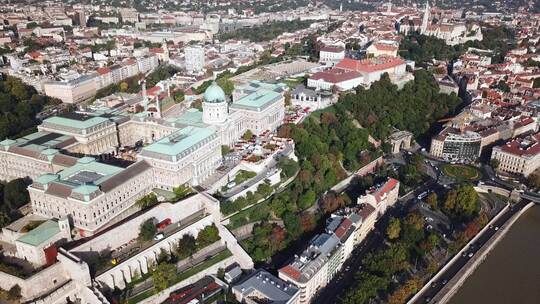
<box><xmin>0</xmin><ymin>0</ymin><xmax>538</xmax><ymax>304</ymax></box>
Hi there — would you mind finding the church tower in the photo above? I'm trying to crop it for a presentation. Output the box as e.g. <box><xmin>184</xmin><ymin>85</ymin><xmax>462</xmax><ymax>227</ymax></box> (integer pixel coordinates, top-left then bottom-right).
<box><xmin>421</xmin><ymin>1</ymin><xmax>430</xmax><ymax>34</ymax></box>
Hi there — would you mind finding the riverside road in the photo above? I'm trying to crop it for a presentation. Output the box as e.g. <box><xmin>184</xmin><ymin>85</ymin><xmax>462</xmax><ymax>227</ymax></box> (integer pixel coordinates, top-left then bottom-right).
<box><xmin>411</xmin><ymin>200</ymin><xmax>530</xmax><ymax>304</ymax></box>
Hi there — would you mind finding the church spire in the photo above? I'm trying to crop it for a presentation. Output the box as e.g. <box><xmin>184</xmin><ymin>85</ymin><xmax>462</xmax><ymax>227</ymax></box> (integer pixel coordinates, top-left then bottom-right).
<box><xmin>421</xmin><ymin>1</ymin><xmax>430</xmax><ymax>34</ymax></box>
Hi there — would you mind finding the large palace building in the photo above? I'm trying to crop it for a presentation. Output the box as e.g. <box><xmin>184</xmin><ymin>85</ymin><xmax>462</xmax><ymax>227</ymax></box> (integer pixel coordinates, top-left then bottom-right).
<box><xmin>1</xmin><ymin>81</ymin><xmax>286</xmax><ymax>235</ymax></box>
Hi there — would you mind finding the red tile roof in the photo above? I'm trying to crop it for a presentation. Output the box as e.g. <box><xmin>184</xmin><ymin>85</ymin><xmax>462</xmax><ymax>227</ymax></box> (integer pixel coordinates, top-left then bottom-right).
<box><xmin>146</xmin><ymin>86</ymin><xmax>161</xmax><ymax>96</ymax></box>
<box><xmin>334</xmin><ymin>218</ymin><xmax>353</xmax><ymax>239</ymax></box>
<box><xmin>150</xmin><ymin>47</ymin><xmax>164</xmax><ymax>54</ymax></box>
<box><xmin>371</xmin><ymin>43</ymin><xmax>398</xmax><ymax>52</ymax></box>
<box><xmin>96</xmin><ymin>67</ymin><xmax>111</xmax><ymax>75</ymax></box>
<box><xmin>499</xmin><ymin>133</ymin><xmax>540</xmax><ymax>156</ymax></box>
<box><xmin>335</xmin><ymin>56</ymin><xmax>405</xmax><ymax>74</ymax></box>
<box><xmin>279</xmin><ymin>265</ymin><xmax>302</xmax><ymax>281</ymax></box>
<box><xmin>374</xmin><ymin>178</ymin><xmax>399</xmax><ymax>204</ymax></box>
<box><xmin>320</xmin><ymin>45</ymin><xmax>345</xmax><ymax>53</ymax></box>
<box><xmin>310</xmin><ymin>68</ymin><xmax>362</xmax><ymax>83</ymax></box>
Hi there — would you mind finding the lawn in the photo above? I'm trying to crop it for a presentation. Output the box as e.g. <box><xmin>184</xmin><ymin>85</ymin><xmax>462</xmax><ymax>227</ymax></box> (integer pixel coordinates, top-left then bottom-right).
<box><xmin>442</xmin><ymin>164</ymin><xmax>481</xmax><ymax>181</ymax></box>
<box><xmin>234</xmin><ymin>170</ymin><xmax>257</xmax><ymax>184</ymax></box>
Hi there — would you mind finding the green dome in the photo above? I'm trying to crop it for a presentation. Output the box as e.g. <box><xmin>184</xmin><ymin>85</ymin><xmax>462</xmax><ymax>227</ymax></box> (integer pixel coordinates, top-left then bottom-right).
<box><xmin>203</xmin><ymin>81</ymin><xmax>226</xmax><ymax>103</ymax></box>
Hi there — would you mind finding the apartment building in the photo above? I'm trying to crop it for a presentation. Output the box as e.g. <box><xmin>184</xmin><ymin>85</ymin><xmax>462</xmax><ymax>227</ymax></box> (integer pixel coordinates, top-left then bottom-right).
<box><xmin>491</xmin><ymin>133</ymin><xmax>540</xmax><ymax>177</ymax></box>
<box><xmin>185</xmin><ymin>45</ymin><xmax>205</xmax><ymax>74</ymax></box>
<box><xmin>43</xmin><ymin>74</ymin><xmax>97</xmax><ymax>104</ymax></box>
<box><xmin>232</xmin><ymin>269</ymin><xmax>300</xmax><ymax>304</ymax></box>
<box><xmin>430</xmin><ymin>128</ymin><xmax>482</xmax><ymax>162</ymax></box>
<box><xmin>318</xmin><ymin>45</ymin><xmax>345</xmax><ymax>66</ymax></box>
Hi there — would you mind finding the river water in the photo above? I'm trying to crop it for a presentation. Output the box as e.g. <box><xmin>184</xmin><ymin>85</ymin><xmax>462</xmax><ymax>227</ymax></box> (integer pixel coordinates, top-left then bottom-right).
<box><xmin>448</xmin><ymin>205</ymin><xmax>540</xmax><ymax>304</ymax></box>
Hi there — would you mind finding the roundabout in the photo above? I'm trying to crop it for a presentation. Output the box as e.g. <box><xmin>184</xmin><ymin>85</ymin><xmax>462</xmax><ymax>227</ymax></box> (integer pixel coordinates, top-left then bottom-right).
<box><xmin>442</xmin><ymin>164</ymin><xmax>481</xmax><ymax>182</ymax></box>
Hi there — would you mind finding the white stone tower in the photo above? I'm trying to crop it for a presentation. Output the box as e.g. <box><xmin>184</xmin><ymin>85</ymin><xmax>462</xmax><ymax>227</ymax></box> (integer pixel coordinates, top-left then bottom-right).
<box><xmin>421</xmin><ymin>1</ymin><xmax>430</xmax><ymax>34</ymax></box>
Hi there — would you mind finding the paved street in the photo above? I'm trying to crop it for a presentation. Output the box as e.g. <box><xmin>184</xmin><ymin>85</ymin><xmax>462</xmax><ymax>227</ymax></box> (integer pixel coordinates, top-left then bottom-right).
<box><xmin>313</xmin><ymin>180</ymin><xmax>439</xmax><ymax>303</ymax></box>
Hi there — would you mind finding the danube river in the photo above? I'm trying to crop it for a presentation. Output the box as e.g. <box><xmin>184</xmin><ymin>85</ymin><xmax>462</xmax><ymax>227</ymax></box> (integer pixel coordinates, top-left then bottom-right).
<box><xmin>449</xmin><ymin>205</ymin><xmax>540</xmax><ymax>304</ymax></box>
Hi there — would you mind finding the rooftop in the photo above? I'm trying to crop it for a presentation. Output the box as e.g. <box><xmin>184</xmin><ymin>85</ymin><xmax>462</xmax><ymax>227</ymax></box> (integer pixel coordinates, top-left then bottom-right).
<box><xmin>336</xmin><ymin>56</ymin><xmax>405</xmax><ymax>74</ymax></box>
<box><xmin>16</xmin><ymin>220</ymin><xmax>60</xmax><ymax>247</ymax></box>
<box><xmin>140</xmin><ymin>126</ymin><xmax>216</xmax><ymax>159</ymax></box>
<box><xmin>43</xmin><ymin>112</ymin><xmax>111</xmax><ymax>131</ymax></box>
<box><xmin>233</xmin><ymin>269</ymin><xmax>299</xmax><ymax>304</ymax></box>
<box><xmin>231</xmin><ymin>89</ymin><xmax>283</xmax><ymax>111</ymax></box>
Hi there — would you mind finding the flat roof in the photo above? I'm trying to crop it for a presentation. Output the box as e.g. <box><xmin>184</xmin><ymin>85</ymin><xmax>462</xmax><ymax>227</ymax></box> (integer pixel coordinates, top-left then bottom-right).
<box><xmin>170</xmin><ymin>108</ymin><xmax>206</xmax><ymax>127</ymax></box>
<box><xmin>17</xmin><ymin>220</ymin><xmax>60</xmax><ymax>247</ymax></box>
<box><xmin>43</xmin><ymin>113</ymin><xmax>110</xmax><ymax>130</ymax></box>
<box><xmin>233</xmin><ymin>269</ymin><xmax>299</xmax><ymax>304</ymax></box>
<box><xmin>141</xmin><ymin>126</ymin><xmax>216</xmax><ymax>157</ymax></box>
<box><xmin>231</xmin><ymin>89</ymin><xmax>282</xmax><ymax>111</ymax></box>
<box><xmin>58</xmin><ymin>157</ymin><xmax>124</xmax><ymax>184</ymax></box>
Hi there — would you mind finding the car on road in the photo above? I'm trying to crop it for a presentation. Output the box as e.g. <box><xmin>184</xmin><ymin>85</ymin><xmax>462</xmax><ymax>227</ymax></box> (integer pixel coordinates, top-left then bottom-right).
<box><xmin>494</xmin><ymin>226</ymin><xmax>499</xmax><ymax>231</ymax></box>
<box><xmin>442</xmin><ymin>279</ymin><xmax>447</xmax><ymax>285</ymax></box>
<box><xmin>468</xmin><ymin>252</ymin><xmax>474</xmax><ymax>258</ymax></box>
<box><xmin>154</xmin><ymin>233</ymin><xmax>164</xmax><ymax>241</ymax></box>
<box><xmin>417</xmin><ymin>191</ymin><xmax>429</xmax><ymax>200</ymax></box>
<box><xmin>425</xmin><ymin>216</ymin><xmax>434</xmax><ymax>222</ymax></box>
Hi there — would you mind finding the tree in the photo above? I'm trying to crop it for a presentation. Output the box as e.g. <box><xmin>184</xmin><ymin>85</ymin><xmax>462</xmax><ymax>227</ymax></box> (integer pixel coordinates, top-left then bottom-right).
<box><xmin>138</xmin><ymin>218</ymin><xmax>157</xmax><ymax>241</ymax></box>
<box><xmin>120</xmin><ymin>82</ymin><xmax>129</xmax><ymax>92</ymax></box>
<box><xmin>217</xmin><ymin>268</ymin><xmax>225</xmax><ymax>280</ymax></box>
<box><xmin>3</xmin><ymin>178</ymin><xmax>29</xmax><ymax>211</ymax></box>
<box><xmin>490</xmin><ymin>158</ymin><xmax>500</xmax><ymax>170</ymax></box>
<box><xmin>442</xmin><ymin>184</ymin><xmax>479</xmax><ymax>220</ymax></box>
<box><xmin>176</xmin><ymin>234</ymin><xmax>197</xmax><ymax>259</ymax></box>
<box><xmin>135</xmin><ymin>193</ymin><xmax>158</xmax><ymax>210</ymax></box>
<box><xmin>174</xmin><ymin>90</ymin><xmax>185</xmax><ymax>103</ymax></box>
<box><xmin>527</xmin><ymin>172</ymin><xmax>540</xmax><ymax>189</ymax></box>
<box><xmin>268</xmin><ymin>225</ymin><xmax>286</xmax><ymax>253</ymax></box>
<box><xmin>217</xmin><ymin>77</ymin><xmax>234</xmax><ymax>96</ymax></box>
<box><xmin>172</xmin><ymin>184</ymin><xmax>194</xmax><ymax>201</ymax></box>
<box><xmin>0</xmin><ymin>212</ymin><xmax>10</xmax><ymax>228</ymax></box>
<box><xmin>386</xmin><ymin>217</ymin><xmax>401</xmax><ymax>240</ymax></box>
<box><xmin>300</xmin><ymin>212</ymin><xmax>316</xmax><ymax>232</ymax></box>
<box><xmin>152</xmin><ymin>262</ymin><xmax>176</xmax><ymax>291</ymax></box>
<box><xmin>7</xmin><ymin>284</ymin><xmax>21</xmax><ymax>300</ymax></box>
<box><xmin>534</xmin><ymin>78</ymin><xmax>540</xmax><ymax>89</ymax></box>
<box><xmin>298</xmin><ymin>190</ymin><xmax>316</xmax><ymax>210</ymax></box>
<box><xmin>242</xmin><ymin>130</ymin><xmax>254</xmax><ymax>141</ymax></box>
<box><xmin>321</xmin><ymin>191</ymin><xmax>345</xmax><ymax>213</ymax></box>
<box><xmin>196</xmin><ymin>224</ymin><xmax>220</xmax><ymax>248</ymax></box>
<box><xmin>426</xmin><ymin>192</ymin><xmax>438</xmax><ymax>210</ymax></box>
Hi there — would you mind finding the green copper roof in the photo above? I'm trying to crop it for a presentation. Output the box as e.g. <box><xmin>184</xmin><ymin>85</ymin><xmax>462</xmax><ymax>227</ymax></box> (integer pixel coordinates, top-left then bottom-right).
<box><xmin>56</xmin><ymin>157</ymin><xmax>124</xmax><ymax>185</ymax></box>
<box><xmin>35</xmin><ymin>174</ymin><xmax>60</xmax><ymax>185</ymax></box>
<box><xmin>17</xmin><ymin>220</ymin><xmax>60</xmax><ymax>247</ymax></box>
<box><xmin>72</xmin><ymin>184</ymin><xmax>100</xmax><ymax>195</ymax></box>
<box><xmin>232</xmin><ymin>89</ymin><xmax>282</xmax><ymax>111</ymax></box>
<box><xmin>0</xmin><ymin>139</ymin><xmax>16</xmax><ymax>147</ymax></box>
<box><xmin>141</xmin><ymin>126</ymin><xmax>216</xmax><ymax>159</ymax></box>
<box><xmin>171</xmin><ymin>109</ymin><xmax>206</xmax><ymax>127</ymax></box>
<box><xmin>203</xmin><ymin>81</ymin><xmax>226</xmax><ymax>103</ymax></box>
<box><xmin>44</xmin><ymin>115</ymin><xmax>109</xmax><ymax>130</ymax></box>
